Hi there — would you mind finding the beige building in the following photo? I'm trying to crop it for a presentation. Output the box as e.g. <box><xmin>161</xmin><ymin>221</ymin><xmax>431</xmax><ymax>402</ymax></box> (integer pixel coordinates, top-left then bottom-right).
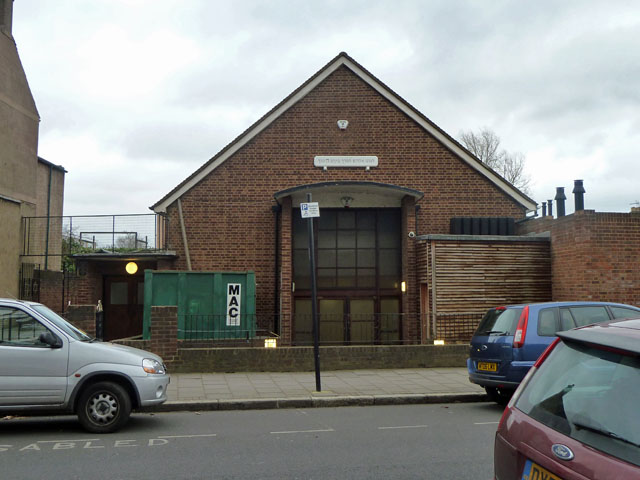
<box><xmin>0</xmin><ymin>0</ymin><xmax>65</xmax><ymax>298</ymax></box>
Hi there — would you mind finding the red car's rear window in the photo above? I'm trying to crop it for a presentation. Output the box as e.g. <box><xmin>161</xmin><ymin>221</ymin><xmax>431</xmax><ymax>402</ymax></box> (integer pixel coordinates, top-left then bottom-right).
<box><xmin>515</xmin><ymin>341</ymin><xmax>640</xmax><ymax>467</ymax></box>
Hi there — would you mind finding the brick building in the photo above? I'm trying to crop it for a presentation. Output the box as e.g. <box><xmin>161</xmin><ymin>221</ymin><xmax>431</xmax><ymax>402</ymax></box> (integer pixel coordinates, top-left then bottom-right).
<box><xmin>150</xmin><ymin>52</ymin><xmax>537</xmax><ymax>345</ymax></box>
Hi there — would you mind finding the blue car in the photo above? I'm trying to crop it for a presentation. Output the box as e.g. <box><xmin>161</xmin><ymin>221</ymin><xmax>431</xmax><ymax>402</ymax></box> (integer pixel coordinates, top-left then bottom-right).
<box><xmin>467</xmin><ymin>301</ymin><xmax>640</xmax><ymax>404</ymax></box>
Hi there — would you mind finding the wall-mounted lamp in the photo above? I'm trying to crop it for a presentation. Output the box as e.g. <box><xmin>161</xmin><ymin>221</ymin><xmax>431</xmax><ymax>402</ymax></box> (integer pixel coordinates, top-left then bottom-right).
<box><xmin>125</xmin><ymin>262</ymin><xmax>138</xmax><ymax>275</ymax></box>
<box><xmin>434</xmin><ymin>339</ymin><xmax>445</xmax><ymax>346</ymax></box>
<box><xmin>264</xmin><ymin>338</ymin><xmax>278</xmax><ymax>348</ymax></box>
<box><xmin>337</xmin><ymin>120</ymin><xmax>349</xmax><ymax>130</ymax></box>
<box><xmin>341</xmin><ymin>196</ymin><xmax>353</xmax><ymax>208</ymax></box>
<box><xmin>401</xmin><ymin>281</ymin><xmax>407</xmax><ymax>293</ymax></box>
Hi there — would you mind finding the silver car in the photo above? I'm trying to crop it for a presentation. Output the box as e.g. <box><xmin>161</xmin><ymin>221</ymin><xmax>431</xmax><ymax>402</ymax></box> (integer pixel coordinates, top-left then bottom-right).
<box><xmin>0</xmin><ymin>299</ymin><xmax>169</xmax><ymax>433</ymax></box>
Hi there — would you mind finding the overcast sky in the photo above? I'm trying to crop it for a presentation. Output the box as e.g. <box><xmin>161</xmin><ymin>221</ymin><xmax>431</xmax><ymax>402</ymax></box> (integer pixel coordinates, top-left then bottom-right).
<box><xmin>13</xmin><ymin>0</ymin><xmax>640</xmax><ymax>216</ymax></box>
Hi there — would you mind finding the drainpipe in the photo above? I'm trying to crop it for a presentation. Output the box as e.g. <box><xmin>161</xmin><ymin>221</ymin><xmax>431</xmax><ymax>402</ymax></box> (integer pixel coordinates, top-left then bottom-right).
<box><xmin>414</xmin><ymin>205</ymin><xmax>420</xmax><ymax>236</ymax></box>
<box><xmin>272</xmin><ymin>204</ymin><xmax>282</xmax><ymax>335</ymax></box>
<box><xmin>44</xmin><ymin>164</ymin><xmax>53</xmax><ymax>270</ymax></box>
<box><xmin>177</xmin><ymin>198</ymin><xmax>192</xmax><ymax>270</ymax></box>
<box><xmin>573</xmin><ymin>180</ymin><xmax>585</xmax><ymax>211</ymax></box>
<box><xmin>555</xmin><ymin>187</ymin><xmax>566</xmax><ymax>217</ymax></box>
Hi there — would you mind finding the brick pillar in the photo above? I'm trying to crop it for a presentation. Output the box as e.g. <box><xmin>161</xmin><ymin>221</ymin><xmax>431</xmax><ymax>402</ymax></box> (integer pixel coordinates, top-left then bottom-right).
<box><xmin>279</xmin><ymin>197</ymin><xmax>293</xmax><ymax>345</ymax></box>
<box><xmin>149</xmin><ymin>306</ymin><xmax>178</xmax><ymax>362</ymax></box>
<box><xmin>401</xmin><ymin>196</ymin><xmax>418</xmax><ymax>343</ymax></box>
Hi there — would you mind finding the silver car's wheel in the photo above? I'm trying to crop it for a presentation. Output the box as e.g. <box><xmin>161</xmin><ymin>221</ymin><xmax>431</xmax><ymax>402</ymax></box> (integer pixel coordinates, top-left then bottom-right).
<box><xmin>77</xmin><ymin>381</ymin><xmax>131</xmax><ymax>433</ymax></box>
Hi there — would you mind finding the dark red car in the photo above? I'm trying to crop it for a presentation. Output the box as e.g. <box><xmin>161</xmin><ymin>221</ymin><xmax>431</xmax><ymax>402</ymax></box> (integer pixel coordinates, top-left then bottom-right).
<box><xmin>494</xmin><ymin>318</ymin><xmax>640</xmax><ymax>479</ymax></box>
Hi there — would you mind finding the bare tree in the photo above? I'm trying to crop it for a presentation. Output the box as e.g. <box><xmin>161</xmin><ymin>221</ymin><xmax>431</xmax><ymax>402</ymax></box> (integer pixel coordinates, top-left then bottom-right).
<box><xmin>458</xmin><ymin>127</ymin><xmax>532</xmax><ymax>195</ymax></box>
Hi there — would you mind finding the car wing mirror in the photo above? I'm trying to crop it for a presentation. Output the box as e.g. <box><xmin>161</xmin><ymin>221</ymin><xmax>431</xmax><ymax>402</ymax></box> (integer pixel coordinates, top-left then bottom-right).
<box><xmin>39</xmin><ymin>331</ymin><xmax>63</xmax><ymax>348</ymax></box>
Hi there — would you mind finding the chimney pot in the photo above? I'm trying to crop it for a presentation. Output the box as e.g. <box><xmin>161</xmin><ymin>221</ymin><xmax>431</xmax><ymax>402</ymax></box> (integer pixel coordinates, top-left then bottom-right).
<box><xmin>573</xmin><ymin>179</ymin><xmax>585</xmax><ymax>211</ymax></box>
<box><xmin>547</xmin><ymin>199</ymin><xmax>554</xmax><ymax>218</ymax></box>
<box><xmin>555</xmin><ymin>187</ymin><xmax>567</xmax><ymax>217</ymax></box>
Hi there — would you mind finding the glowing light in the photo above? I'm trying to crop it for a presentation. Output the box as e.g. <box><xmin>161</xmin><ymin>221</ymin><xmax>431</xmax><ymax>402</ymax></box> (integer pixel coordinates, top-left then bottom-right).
<box><xmin>125</xmin><ymin>262</ymin><xmax>138</xmax><ymax>274</ymax></box>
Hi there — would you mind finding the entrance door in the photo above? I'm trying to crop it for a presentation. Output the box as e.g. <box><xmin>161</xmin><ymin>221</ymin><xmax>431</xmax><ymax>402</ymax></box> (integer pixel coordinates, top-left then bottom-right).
<box><xmin>104</xmin><ymin>276</ymin><xmax>144</xmax><ymax>341</ymax></box>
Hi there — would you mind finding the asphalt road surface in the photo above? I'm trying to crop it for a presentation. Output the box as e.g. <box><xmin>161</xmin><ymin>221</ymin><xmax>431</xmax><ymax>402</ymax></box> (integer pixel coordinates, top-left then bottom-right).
<box><xmin>0</xmin><ymin>402</ymin><xmax>504</xmax><ymax>479</ymax></box>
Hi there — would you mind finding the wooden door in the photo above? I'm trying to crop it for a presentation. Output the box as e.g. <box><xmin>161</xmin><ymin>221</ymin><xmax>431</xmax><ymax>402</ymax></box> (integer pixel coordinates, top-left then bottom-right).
<box><xmin>103</xmin><ymin>276</ymin><xmax>144</xmax><ymax>341</ymax></box>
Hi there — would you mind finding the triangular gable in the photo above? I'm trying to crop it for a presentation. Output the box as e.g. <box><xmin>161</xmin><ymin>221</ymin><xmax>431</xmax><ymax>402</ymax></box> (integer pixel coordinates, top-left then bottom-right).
<box><xmin>151</xmin><ymin>52</ymin><xmax>536</xmax><ymax>213</ymax></box>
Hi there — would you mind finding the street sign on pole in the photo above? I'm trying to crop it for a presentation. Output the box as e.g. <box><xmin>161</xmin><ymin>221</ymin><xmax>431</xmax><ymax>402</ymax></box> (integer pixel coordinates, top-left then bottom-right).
<box><xmin>300</xmin><ymin>202</ymin><xmax>320</xmax><ymax>218</ymax></box>
<box><xmin>303</xmin><ymin>194</ymin><xmax>321</xmax><ymax>392</ymax></box>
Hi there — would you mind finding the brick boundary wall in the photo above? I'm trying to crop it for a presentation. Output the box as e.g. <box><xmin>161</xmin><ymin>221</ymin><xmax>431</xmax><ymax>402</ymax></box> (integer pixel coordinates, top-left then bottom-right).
<box><xmin>517</xmin><ymin>209</ymin><xmax>640</xmax><ymax>305</ymax></box>
<box><xmin>64</xmin><ymin>305</ymin><xmax>96</xmax><ymax>337</ymax></box>
<box><xmin>149</xmin><ymin>306</ymin><xmax>178</xmax><ymax>363</ymax></box>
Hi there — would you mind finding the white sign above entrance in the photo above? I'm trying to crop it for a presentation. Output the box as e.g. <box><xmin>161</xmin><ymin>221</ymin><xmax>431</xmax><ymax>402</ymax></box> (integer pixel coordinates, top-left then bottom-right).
<box><xmin>300</xmin><ymin>202</ymin><xmax>320</xmax><ymax>218</ymax></box>
<box><xmin>314</xmin><ymin>156</ymin><xmax>378</xmax><ymax>170</ymax></box>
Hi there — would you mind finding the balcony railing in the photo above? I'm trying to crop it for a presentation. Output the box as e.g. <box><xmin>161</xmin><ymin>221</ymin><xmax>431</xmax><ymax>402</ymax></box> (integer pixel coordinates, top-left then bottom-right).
<box><xmin>21</xmin><ymin>214</ymin><xmax>170</xmax><ymax>261</ymax></box>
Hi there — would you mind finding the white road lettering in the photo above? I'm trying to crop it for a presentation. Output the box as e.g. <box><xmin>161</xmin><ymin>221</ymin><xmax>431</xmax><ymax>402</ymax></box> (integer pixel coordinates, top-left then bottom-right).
<box><xmin>84</xmin><ymin>441</ymin><xmax>105</xmax><ymax>449</ymax></box>
<box><xmin>53</xmin><ymin>442</ymin><xmax>75</xmax><ymax>450</ymax></box>
<box><xmin>20</xmin><ymin>444</ymin><xmax>40</xmax><ymax>451</ymax></box>
<box><xmin>114</xmin><ymin>440</ymin><xmax>137</xmax><ymax>448</ymax></box>
<box><xmin>2</xmin><ymin>434</ymin><xmax>216</xmax><ymax>453</ymax></box>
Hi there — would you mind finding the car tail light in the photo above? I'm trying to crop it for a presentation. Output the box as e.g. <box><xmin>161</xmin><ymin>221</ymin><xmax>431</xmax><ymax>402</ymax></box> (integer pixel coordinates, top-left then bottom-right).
<box><xmin>513</xmin><ymin>306</ymin><xmax>529</xmax><ymax>348</ymax></box>
<box><xmin>534</xmin><ymin>337</ymin><xmax>560</xmax><ymax>367</ymax></box>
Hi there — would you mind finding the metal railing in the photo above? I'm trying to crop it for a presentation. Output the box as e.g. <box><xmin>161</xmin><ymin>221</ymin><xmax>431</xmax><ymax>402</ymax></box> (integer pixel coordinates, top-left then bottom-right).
<box><xmin>21</xmin><ymin>214</ymin><xmax>170</xmax><ymax>262</ymax></box>
<box><xmin>175</xmin><ymin>312</ymin><xmax>484</xmax><ymax>345</ymax></box>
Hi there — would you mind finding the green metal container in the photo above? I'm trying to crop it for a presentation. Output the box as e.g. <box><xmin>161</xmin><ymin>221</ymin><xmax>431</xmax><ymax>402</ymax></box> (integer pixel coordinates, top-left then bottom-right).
<box><xmin>142</xmin><ymin>270</ymin><xmax>256</xmax><ymax>340</ymax></box>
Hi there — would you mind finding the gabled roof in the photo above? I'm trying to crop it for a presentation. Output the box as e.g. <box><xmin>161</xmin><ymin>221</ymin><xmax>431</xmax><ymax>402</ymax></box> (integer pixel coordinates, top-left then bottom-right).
<box><xmin>151</xmin><ymin>52</ymin><xmax>537</xmax><ymax>213</ymax></box>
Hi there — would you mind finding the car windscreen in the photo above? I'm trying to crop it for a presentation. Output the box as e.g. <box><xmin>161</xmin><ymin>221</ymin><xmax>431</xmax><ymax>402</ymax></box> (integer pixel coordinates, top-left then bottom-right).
<box><xmin>516</xmin><ymin>341</ymin><xmax>640</xmax><ymax>467</ymax></box>
<box><xmin>32</xmin><ymin>304</ymin><xmax>93</xmax><ymax>341</ymax></box>
<box><xmin>474</xmin><ymin>308</ymin><xmax>522</xmax><ymax>336</ymax></box>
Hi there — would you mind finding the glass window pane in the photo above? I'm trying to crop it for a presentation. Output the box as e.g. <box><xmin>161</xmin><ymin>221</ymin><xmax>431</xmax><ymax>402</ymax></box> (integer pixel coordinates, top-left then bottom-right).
<box><xmin>320</xmin><ymin>300</ymin><xmax>344</xmax><ymax>342</ymax></box>
<box><xmin>350</xmin><ymin>299</ymin><xmax>375</xmax><ymax>343</ymax></box>
<box><xmin>110</xmin><ymin>282</ymin><xmax>128</xmax><ymax>305</ymax></box>
<box><xmin>317</xmin><ymin>249</ymin><xmax>336</xmax><ymax>268</ymax></box>
<box><xmin>569</xmin><ymin>307</ymin><xmax>610</xmax><ymax>327</ymax></box>
<box><xmin>337</xmin><ymin>211</ymin><xmax>356</xmax><ymax>229</ymax></box>
<box><xmin>317</xmin><ymin>268</ymin><xmax>336</xmax><ymax>288</ymax></box>
<box><xmin>318</xmin><ymin>230</ymin><xmax>336</xmax><ymax>248</ymax></box>
<box><xmin>357</xmin><ymin>211</ymin><xmax>375</xmax><ymax>229</ymax></box>
<box><xmin>357</xmin><ymin>230</ymin><xmax>375</xmax><ymax>248</ymax></box>
<box><xmin>337</xmin><ymin>230</ymin><xmax>355</xmax><ymax>248</ymax></box>
<box><xmin>137</xmin><ymin>282</ymin><xmax>145</xmax><ymax>305</ymax></box>
<box><xmin>358</xmin><ymin>269</ymin><xmax>376</xmax><ymax>287</ymax></box>
<box><xmin>294</xmin><ymin>254</ymin><xmax>311</xmax><ymax>288</ymax></box>
<box><xmin>337</xmin><ymin>268</ymin><xmax>356</xmax><ymax>287</ymax></box>
<box><xmin>611</xmin><ymin>306</ymin><xmax>640</xmax><ymax>319</ymax></box>
<box><xmin>318</xmin><ymin>210</ymin><xmax>336</xmax><ymax>230</ymax></box>
<box><xmin>538</xmin><ymin>309</ymin><xmax>558</xmax><ymax>336</ymax></box>
<box><xmin>293</xmin><ymin>216</ymin><xmax>308</xmax><ymax>249</ymax></box>
<box><xmin>378</xmin><ymin>210</ymin><xmax>400</xmax><ymax>248</ymax></box>
<box><xmin>380</xmin><ymin>298</ymin><xmax>400</xmax><ymax>342</ymax></box>
<box><xmin>357</xmin><ymin>249</ymin><xmax>376</xmax><ymax>267</ymax></box>
<box><xmin>0</xmin><ymin>308</ymin><xmax>49</xmax><ymax>346</ymax></box>
<box><xmin>337</xmin><ymin>249</ymin><xmax>356</xmax><ymax>268</ymax></box>
<box><xmin>294</xmin><ymin>299</ymin><xmax>313</xmax><ymax>344</ymax></box>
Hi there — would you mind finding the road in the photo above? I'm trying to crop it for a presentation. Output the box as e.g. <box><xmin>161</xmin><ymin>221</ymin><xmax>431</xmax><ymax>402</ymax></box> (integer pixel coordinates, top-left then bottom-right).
<box><xmin>0</xmin><ymin>402</ymin><xmax>503</xmax><ymax>479</ymax></box>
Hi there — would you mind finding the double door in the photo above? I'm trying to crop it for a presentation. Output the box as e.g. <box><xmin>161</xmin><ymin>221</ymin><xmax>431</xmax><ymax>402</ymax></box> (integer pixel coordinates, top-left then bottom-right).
<box><xmin>294</xmin><ymin>297</ymin><xmax>400</xmax><ymax>344</ymax></box>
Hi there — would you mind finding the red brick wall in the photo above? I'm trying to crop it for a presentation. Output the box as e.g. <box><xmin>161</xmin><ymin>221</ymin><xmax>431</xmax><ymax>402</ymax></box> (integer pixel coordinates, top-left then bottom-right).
<box><xmin>163</xmin><ymin>67</ymin><xmax>527</xmax><ymax>340</ymax></box>
<box><xmin>517</xmin><ymin>210</ymin><xmax>640</xmax><ymax>305</ymax></box>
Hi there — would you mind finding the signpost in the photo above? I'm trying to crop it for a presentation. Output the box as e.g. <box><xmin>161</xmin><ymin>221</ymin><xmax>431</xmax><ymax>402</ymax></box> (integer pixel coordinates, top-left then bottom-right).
<box><xmin>300</xmin><ymin>195</ymin><xmax>321</xmax><ymax>392</ymax></box>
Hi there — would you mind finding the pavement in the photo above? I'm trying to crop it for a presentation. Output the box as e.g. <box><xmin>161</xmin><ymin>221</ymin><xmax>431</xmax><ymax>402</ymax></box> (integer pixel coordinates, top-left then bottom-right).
<box><xmin>153</xmin><ymin>367</ymin><xmax>488</xmax><ymax>412</ymax></box>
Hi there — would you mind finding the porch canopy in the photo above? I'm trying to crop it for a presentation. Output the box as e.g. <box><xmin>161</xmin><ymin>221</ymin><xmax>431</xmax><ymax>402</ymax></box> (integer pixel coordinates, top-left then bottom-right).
<box><xmin>273</xmin><ymin>181</ymin><xmax>424</xmax><ymax>208</ymax></box>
